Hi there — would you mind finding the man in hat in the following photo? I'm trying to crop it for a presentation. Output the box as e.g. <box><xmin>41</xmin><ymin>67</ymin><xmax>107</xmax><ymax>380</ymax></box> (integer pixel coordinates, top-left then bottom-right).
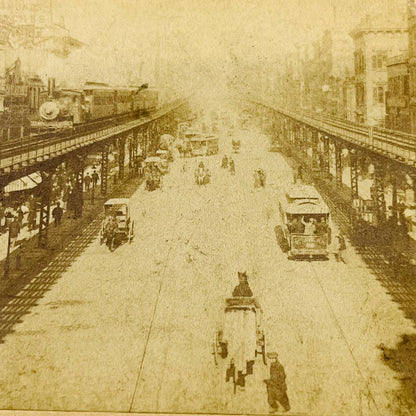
<box><xmin>264</xmin><ymin>353</ymin><xmax>290</xmax><ymax>413</ymax></box>
<box><xmin>232</xmin><ymin>271</ymin><xmax>253</xmax><ymax>297</ymax></box>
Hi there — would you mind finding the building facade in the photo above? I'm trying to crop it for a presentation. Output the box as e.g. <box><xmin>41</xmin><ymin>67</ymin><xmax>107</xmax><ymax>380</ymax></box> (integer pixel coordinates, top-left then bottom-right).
<box><xmin>350</xmin><ymin>14</ymin><xmax>408</xmax><ymax>126</ymax></box>
<box><xmin>301</xmin><ymin>30</ymin><xmax>353</xmax><ymax>115</ymax></box>
<box><xmin>341</xmin><ymin>77</ymin><xmax>356</xmax><ymax>121</ymax></box>
<box><xmin>386</xmin><ymin>53</ymin><xmax>410</xmax><ymax>131</ymax></box>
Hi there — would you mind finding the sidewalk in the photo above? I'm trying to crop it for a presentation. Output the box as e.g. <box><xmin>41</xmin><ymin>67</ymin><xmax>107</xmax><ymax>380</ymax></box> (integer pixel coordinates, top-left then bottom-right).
<box><xmin>0</xmin><ymin>170</ymin><xmax>144</xmax><ymax>296</ymax></box>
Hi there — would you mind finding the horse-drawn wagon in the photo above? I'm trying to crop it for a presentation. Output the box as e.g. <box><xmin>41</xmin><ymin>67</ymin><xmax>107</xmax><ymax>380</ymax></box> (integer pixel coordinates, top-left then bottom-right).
<box><xmin>144</xmin><ymin>157</ymin><xmax>162</xmax><ymax>191</ymax></box>
<box><xmin>100</xmin><ymin>198</ymin><xmax>134</xmax><ymax>251</ymax></box>
<box><xmin>212</xmin><ymin>282</ymin><xmax>266</xmax><ymax>393</ymax></box>
<box><xmin>194</xmin><ymin>161</ymin><xmax>210</xmax><ymax>185</ymax></box>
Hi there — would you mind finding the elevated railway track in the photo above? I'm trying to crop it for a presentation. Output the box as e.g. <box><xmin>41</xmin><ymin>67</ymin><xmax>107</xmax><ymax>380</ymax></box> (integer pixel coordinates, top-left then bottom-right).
<box><xmin>250</xmin><ymin>95</ymin><xmax>416</xmax><ymax>169</ymax></box>
<box><xmin>0</xmin><ymin>99</ymin><xmax>186</xmax><ymax>180</ymax></box>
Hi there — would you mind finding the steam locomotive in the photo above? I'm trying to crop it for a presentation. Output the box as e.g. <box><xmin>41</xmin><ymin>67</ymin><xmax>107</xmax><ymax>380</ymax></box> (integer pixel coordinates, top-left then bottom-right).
<box><xmin>30</xmin><ymin>80</ymin><xmax>161</xmax><ymax>131</ymax></box>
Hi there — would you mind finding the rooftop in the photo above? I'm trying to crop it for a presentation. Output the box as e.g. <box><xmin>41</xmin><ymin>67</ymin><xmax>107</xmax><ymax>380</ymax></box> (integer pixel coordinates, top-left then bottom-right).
<box><xmin>350</xmin><ymin>13</ymin><xmax>407</xmax><ymax>38</ymax></box>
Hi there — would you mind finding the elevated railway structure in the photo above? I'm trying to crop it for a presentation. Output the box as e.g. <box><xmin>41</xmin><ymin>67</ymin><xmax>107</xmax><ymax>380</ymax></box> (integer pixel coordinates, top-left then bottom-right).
<box><xmin>0</xmin><ymin>99</ymin><xmax>189</xmax><ymax>247</ymax></box>
<box><xmin>247</xmin><ymin>95</ymin><xmax>416</xmax><ymax>229</ymax></box>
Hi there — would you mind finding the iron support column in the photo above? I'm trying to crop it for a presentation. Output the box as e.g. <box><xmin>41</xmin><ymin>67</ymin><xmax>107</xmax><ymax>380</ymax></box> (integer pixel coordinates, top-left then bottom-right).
<box><xmin>372</xmin><ymin>160</ymin><xmax>386</xmax><ymax>225</ymax></box>
<box><xmin>118</xmin><ymin>136</ymin><xmax>126</xmax><ymax>180</ymax></box>
<box><xmin>323</xmin><ymin>135</ymin><xmax>330</xmax><ymax>174</ymax></box>
<box><xmin>101</xmin><ymin>144</ymin><xmax>109</xmax><ymax>195</ymax></box>
<box><xmin>335</xmin><ymin>143</ymin><xmax>343</xmax><ymax>187</ymax></box>
<box><xmin>38</xmin><ymin>170</ymin><xmax>54</xmax><ymax>248</ymax></box>
<box><xmin>311</xmin><ymin>129</ymin><xmax>319</xmax><ymax>169</ymax></box>
<box><xmin>391</xmin><ymin>171</ymin><xmax>398</xmax><ymax>223</ymax></box>
<box><xmin>74</xmin><ymin>156</ymin><xmax>84</xmax><ymax>219</ymax></box>
<box><xmin>350</xmin><ymin>149</ymin><xmax>359</xmax><ymax>202</ymax></box>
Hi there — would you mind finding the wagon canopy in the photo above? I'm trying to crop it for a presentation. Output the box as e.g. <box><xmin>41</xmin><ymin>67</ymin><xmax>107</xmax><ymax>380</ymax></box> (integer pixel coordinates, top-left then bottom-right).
<box><xmin>104</xmin><ymin>198</ymin><xmax>130</xmax><ymax>206</ymax></box>
<box><xmin>144</xmin><ymin>156</ymin><xmax>162</xmax><ymax>164</ymax></box>
<box><xmin>285</xmin><ymin>199</ymin><xmax>330</xmax><ymax>215</ymax></box>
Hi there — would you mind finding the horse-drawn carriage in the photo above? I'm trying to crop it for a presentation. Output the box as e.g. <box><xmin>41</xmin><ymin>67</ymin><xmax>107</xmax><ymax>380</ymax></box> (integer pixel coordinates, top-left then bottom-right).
<box><xmin>100</xmin><ymin>198</ymin><xmax>134</xmax><ymax>251</ymax></box>
<box><xmin>144</xmin><ymin>157</ymin><xmax>162</xmax><ymax>191</ymax></box>
<box><xmin>232</xmin><ymin>139</ymin><xmax>241</xmax><ymax>153</ymax></box>
<box><xmin>212</xmin><ymin>295</ymin><xmax>266</xmax><ymax>392</ymax></box>
<box><xmin>195</xmin><ymin>162</ymin><xmax>210</xmax><ymax>185</ymax></box>
<box><xmin>156</xmin><ymin>150</ymin><xmax>170</xmax><ymax>173</ymax></box>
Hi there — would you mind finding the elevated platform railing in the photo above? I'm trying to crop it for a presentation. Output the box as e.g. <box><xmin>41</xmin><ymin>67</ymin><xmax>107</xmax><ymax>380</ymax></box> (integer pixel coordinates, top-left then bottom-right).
<box><xmin>0</xmin><ymin>99</ymin><xmax>185</xmax><ymax>172</ymax></box>
<box><xmin>249</xmin><ymin>94</ymin><xmax>416</xmax><ymax>168</ymax></box>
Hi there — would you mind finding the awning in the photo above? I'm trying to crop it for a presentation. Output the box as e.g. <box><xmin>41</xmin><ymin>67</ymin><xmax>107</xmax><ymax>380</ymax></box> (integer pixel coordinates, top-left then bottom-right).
<box><xmin>4</xmin><ymin>172</ymin><xmax>42</xmax><ymax>193</ymax></box>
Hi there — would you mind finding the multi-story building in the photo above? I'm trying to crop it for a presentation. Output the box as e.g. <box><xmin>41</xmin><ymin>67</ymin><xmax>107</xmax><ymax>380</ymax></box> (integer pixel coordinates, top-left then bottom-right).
<box><xmin>350</xmin><ymin>13</ymin><xmax>408</xmax><ymax>126</ymax></box>
<box><xmin>302</xmin><ymin>30</ymin><xmax>353</xmax><ymax>115</ymax></box>
<box><xmin>386</xmin><ymin>52</ymin><xmax>410</xmax><ymax>132</ymax></box>
<box><xmin>0</xmin><ymin>0</ymin><xmax>82</xmax><ymax>75</ymax></box>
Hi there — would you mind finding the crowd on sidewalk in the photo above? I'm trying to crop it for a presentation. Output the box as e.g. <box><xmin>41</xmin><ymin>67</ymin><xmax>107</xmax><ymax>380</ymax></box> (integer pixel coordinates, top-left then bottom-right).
<box><xmin>0</xmin><ymin>165</ymin><xmax>102</xmax><ymax>249</ymax></box>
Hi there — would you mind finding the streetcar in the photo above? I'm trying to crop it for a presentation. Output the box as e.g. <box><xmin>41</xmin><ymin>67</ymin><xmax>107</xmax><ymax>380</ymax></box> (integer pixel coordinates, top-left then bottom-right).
<box><xmin>279</xmin><ymin>183</ymin><xmax>331</xmax><ymax>258</ymax></box>
<box><xmin>183</xmin><ymin>132</ymin><xmax>219</xmax><ymax>156</ymax></box>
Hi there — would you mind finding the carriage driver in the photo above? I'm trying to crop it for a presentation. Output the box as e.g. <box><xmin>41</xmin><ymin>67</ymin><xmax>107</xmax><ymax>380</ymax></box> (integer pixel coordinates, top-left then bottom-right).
<box><xmin>103</xmin><ymin>211</ymin><xmax>118</xmax><ymax>240</ymax></box>
<box><xmin>232</xmin><ymin>271</ymin><xmax>253</xmax><ymax>297</ymax></box>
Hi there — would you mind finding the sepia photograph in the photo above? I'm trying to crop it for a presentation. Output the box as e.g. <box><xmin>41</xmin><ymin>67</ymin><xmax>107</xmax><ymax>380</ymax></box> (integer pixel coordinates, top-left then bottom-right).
<box><xmin>0</xmin><ymin>0</ymin><xmax>416</xmax><ymax>415</ymax></box>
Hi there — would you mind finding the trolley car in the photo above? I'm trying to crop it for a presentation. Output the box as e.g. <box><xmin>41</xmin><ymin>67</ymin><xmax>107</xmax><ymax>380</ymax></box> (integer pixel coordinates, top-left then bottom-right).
<box><xmin>279</xmin><ymin>183</ymin><xmax>331</xmax><ymax>258</ymax></box>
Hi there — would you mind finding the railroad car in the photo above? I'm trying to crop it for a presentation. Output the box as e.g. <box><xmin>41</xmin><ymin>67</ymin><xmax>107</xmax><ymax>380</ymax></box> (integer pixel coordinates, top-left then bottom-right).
<box><xmin>30</xmin><ymin>81</ymin><xmax>160</xmax><ymax>131</ymax></box>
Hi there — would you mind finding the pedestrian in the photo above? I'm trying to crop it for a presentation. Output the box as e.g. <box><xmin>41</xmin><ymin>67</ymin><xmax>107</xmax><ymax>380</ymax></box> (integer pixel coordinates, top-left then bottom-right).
<box><xmin>92</xmin><ymin>170</ymin><xmax>100</xmax><ymax>187</ymax></box>
<box><xmin>52</xmin><ymin>202</ymin><xmax>64</xmax><ymax>226</ymax></box>
<box><xmin>229</xmin><ymin>158</ymin><xmax>235</xmax><ymax>175</ymax></box>
<box><xmin>17</xmin><ymin>203</ymin><xmax>28</xmax><ymax>227</ymax></box>
<box><xmin>9</xmin><ymin>216</ymin><xmax>20</xmax><ymax>248</ymax></box>
<box><xmin>84</xmin><ymin>173</ymin><xmax>92</xmax><ymax>191</ymax></box>
<box><xmin>221</xmin><ymin>154</ymin><xmax>228</xmax><ymax>168</ymax></box>
<box><xmin>334</xmin><ymin>234</ymin><xmax>346</xmax><ymax>263</ymax></box>
<box><xmin>264</xmin><ymin>353</ymin><xmax>290</xmax><ymax>413</ymax></box>
<box><xmin>27</xmin><ymin>208</ymin><xmax>37</xmax><ymax>232</ymax></box>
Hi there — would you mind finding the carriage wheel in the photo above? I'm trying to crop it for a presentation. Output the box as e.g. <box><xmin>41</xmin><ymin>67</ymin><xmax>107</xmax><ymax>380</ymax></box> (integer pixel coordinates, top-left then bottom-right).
<box><xmin>261</xmin><ymin>334</ymin><xmax>266</xmax><ymax>365</ymax></box>
<box><xmin>212</xmin><ymin>338</ymin><xmax>218</xmax><ymax>366</ymax></box>
<box><xmin>108</xmin><ymin>237</ymin><xmax>116</xmax><ymax>252</ymax></box>
<box><xmin>129</xmin><ymin>221</ymin><xmax>135</xmax><ymax>243</ymax></box>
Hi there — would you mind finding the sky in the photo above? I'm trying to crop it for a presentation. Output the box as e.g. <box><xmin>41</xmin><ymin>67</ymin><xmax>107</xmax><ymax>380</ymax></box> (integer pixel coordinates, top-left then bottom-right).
<box><xmin>47</xmin><ymin>0</ymin><xmax>407</xmax><ymax>88</ymax></box>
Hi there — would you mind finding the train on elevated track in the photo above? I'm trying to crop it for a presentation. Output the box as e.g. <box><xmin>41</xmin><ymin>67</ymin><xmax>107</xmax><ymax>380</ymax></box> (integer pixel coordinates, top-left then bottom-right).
<box><xmin>30</xmin><ymin>81</ymin><xmax>161</xmax><ymax>131</ymax></box>
<box><xmin>1</xmin><ymin>59</ymin><xmax>170</xmax><ymax>136</ymax></box>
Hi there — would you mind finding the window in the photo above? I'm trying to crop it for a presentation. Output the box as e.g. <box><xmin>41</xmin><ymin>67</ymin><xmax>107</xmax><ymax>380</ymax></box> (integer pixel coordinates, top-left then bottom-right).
<box><xmin>371</xmin><ymin>51</ymin><xmax>388</xmax><ymax>70</ymax></box>
<box><xmin>356</xmin><ymin>83</ymin><xmax>365</xmax><ymax>107</ymax></box>
<box><xmin>373</xmin><ymin>86</ymin><xmax>384</xmax><ymax>103</ymax></box>
<box><xmin>354</xmin><ymin>50</ymin><xmax>366</xmax><ymax>74</ymax></box>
